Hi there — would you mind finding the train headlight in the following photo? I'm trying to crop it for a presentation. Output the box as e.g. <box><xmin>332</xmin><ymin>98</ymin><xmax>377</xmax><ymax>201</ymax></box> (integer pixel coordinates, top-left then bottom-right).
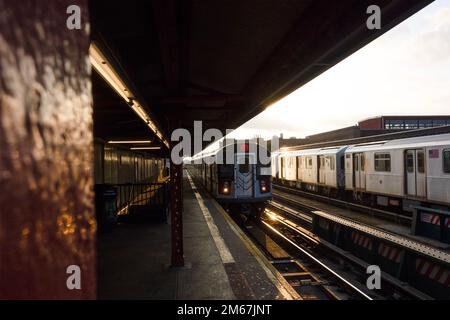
<box><xmin>260</xmin><ymin>179</ymin><xmax>270</xmax><ymax>193</ymax></box>
<box><xmin>220</xmin><ymin>181</ymin><xmax>231</xmax><ymax>195</ymax></box>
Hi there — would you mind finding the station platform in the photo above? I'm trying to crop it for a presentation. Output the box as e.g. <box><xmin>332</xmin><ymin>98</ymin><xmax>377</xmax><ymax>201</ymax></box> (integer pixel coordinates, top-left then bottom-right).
<box><xmin>98</xmin><ymin>172</ymin><xmax>296</xmax><ymax>300</ymax></box>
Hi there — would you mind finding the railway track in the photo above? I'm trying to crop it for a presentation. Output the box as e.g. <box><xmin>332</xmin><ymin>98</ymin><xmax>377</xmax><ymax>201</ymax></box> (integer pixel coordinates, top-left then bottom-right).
<box><xmin>273</xmin><ymin>183</ymin><xmax>412</xmax><ymax>225</ymax></box>
<box><xmin>270</xmin><ymin>190</ymin><xmax>449</xmax><ymax>262</ymax></box>
<box><xmin>233</xmin><ymin>204</ymin><xmax>438</xmax><ymax>299</ymax></box>
<box><xmin>265</xmin><ymin>207</ymin><xmax>434</xmax><ymax>299</ymax></box>
<box><xmin>240</xmin><ymin>214</ymin><xmax>375</xmax><ymax>300</ymax></box>
<box><xmin>265</xmin><ymin>190</ymin><xmax>450</xmax><ymax>299</ymax></box>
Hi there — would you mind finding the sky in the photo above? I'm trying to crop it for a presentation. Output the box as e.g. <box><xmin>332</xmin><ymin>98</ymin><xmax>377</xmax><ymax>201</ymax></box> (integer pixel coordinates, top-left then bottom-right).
<box><xmin>227</xmin><ymin>0</ymin><xmax>450</xmax><ymax>140</ymax></box>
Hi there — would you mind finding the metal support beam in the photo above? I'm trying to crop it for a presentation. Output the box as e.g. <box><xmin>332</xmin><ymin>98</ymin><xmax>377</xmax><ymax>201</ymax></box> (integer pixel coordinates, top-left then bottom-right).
<box><xmin>170</xmin><ymin>158</ymin><xmax>184</xmax><ymax>266</ymax></box>
<box><xmin>169</xmin><ymin>122</ymin><xmax>184</xmax><ymax>267</ymax></box>
<box><xmin>0</xmin><ymin>0</ymin><xmax>95</xmax><ymax>299</ymax></box>
<box><xmin>152</xmin><ymin>0</ymin><xmax>180</xmax><ymax>94</ymax></box>
<box><xmin>155</xmin><ymin>94</ymin><xmax>246</xmax><ymax>104</ymax></box>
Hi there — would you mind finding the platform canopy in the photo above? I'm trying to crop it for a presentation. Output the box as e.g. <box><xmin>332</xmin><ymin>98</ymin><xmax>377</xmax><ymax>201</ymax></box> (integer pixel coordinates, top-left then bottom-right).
<box><xmin>90</xmin><ymin>0</ymin><xmax>432</xmax><ymax>151</ymax></box>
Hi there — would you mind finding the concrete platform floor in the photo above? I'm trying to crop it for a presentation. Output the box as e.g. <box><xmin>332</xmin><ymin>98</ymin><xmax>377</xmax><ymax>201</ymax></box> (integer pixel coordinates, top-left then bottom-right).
<box><xmin>98</xmin><ymin>172</ymin><xmax>294</xmax><ymax>300</ymax></box>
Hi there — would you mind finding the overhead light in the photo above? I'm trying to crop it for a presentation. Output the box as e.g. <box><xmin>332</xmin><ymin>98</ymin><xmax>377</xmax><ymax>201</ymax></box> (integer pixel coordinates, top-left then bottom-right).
<box><xmin>89</xmin><ymin>43</ymin><xmax>131</xmax><ymax>102</ymax></box>
<box><xmin>108</xmin><ymin>140</ymin><xmax>153</xmax><ymax>144</ymax></box>
<box><xmin>89</xmin><ymin>42</ymin><xmax>169</xmax><ymax>148</ymax></box>
<box><xmin>130</xmin><ymin>147</ymin><xmax>162</xmax><ymax>150</ymax></box>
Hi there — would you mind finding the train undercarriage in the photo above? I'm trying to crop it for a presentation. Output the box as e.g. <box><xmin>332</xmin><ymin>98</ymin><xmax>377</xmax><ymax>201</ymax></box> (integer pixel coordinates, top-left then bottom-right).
<box><xmin>274</xmin><ymin>178</ymin><xmax>450</xmax><ymax>216</ymax></box>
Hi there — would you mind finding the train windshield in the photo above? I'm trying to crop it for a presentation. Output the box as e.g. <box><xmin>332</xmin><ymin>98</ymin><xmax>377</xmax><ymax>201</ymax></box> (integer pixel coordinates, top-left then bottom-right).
<box><xmin>237</xmin><ymin>155</ymin><xmax>252</xmax><ymax>174</ymax></box>
<box><xmin>218</xmin><ymin>165</ymin><xmax>234</xmax><ymax>179</ymax></box>
<box><xmin>239</xmin><ymin>163</ymin><xmax>250</xmax><ymax>173</ymax></box>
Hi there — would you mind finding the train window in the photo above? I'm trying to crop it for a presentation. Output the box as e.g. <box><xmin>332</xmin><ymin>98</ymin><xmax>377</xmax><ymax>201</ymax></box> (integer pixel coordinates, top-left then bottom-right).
<box><xmin>307</xmin><ymin>157</ymin><xmax>313</xmax><ymax>168</ymax></box>
<box><xmin>239</xmin><ymin>163</ymin><xmax>250</xmax><ymax>173</ymax></box>
<box><xmin>330</xmin><ymin>156</ymin><xmax>335</xmax><ymax>171</ymax></box>
<box><xmin>417</xmin><ymin>152</ymin><xmax>425</xmax><ymax>173</ymax></box>
<box><xmin>374</xmin><ymin>153</ymin><xmax>391</xmax><ymax>172</ymax></box>
<box><xmin>360</xmin><ymin>154</ymin><xmax>365</xmax><ymax>171</ymax></box>
<box><xmin>443</xmin><ymin>150</ymin><xmax>450</xmax><ymax>173</ymax></box>
<box><xmin>406</xmin><ymin>153</ymin><xmax>414</xmax><ymax>173</ymax></box>
<box><xmin>257</xmin><ymin>164</ymin><xmax>271</xmax><ymax>176</ymax></box>
<box><xmin>219</xmin><ymin>165</ymin><xmax>234</xmax><ymax>178</ymax></box>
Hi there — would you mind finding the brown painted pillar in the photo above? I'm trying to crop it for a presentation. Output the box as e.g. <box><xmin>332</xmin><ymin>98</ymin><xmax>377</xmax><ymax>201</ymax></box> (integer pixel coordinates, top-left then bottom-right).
<box><xmin>0</xmin><ymin>1</ymin><xmax>95</xmax><ymax>299</ymax></box>
<box><xmin>169</xmin><ymin>124</ymin><xmax>184</xmax><ymax>267</ymax></box>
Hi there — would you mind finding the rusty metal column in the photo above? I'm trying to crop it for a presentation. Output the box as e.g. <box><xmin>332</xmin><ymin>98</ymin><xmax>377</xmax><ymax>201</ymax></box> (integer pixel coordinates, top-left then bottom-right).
<box><xmin>169</xmin><ymin>136</ymin><xmax>184</xmax><ymax>267</ymax></box>
<box><xmin>0</xmin><ymin>1</ymin><xmax>95</xmax><ymax>299</ymax></box>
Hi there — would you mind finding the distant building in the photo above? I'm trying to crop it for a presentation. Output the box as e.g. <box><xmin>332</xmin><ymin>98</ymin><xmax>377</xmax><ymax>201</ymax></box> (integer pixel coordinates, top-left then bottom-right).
<box><xmin>276</xmin><ymin>133</ymin><xmax>305</xmax><ymax>149</ymax></box>
<box><xmin>304</xmin><ymin>125</ymin><xmax>361</xmax><ymax>144</ymax></box>
<box><xmin>359</xmin><ymin>115</ymin><xmax>450</xmax><ymax>130</ymax></box>
<box><xmin>273</xmin><ymin>115</ymin><xmax>450</xmax><ymax>149</ymax></box>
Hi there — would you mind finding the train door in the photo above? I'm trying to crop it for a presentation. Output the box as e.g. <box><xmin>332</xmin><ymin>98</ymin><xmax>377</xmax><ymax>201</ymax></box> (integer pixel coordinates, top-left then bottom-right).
<box><xmin>319</xmin><ymin>156</ymin><xmax>326</xmax><ymax>184</ymax></box>
<box><xmin>272</xmin><ymin>155</ymin><xmax>279</xmax><ymax>180</ymax></box>
<box><xmin>203</xmin><ymin>163</ymin><xmax>207</xmax><ymax>185</ymax></box>
<box><xmin>210</xmin><ymin>164</ymin><xmax>213</xmax><ymax>192</ymax></box>
<box><xmin>280</xmin><ymin>156</ymin><xmax>285</xmax><ymax>179</ymax></box>
<box><xmin>353</xmin><ymin>153</ymin><xmax>366</xmax><ymax>190</ymax></box>
<box><xmin>297</xmin><ymin>156</ymin><xmax>302</xmax><ymax>181</ymax></box>
<box><xmin>405</xmin><ymin>149</ymin><xmax>426</xmax><ymax>197</ymax></box>
<box><xmin>235</xmin><ymin>154</ymin><xmax>254</xmax><ymax>197</ymax></box>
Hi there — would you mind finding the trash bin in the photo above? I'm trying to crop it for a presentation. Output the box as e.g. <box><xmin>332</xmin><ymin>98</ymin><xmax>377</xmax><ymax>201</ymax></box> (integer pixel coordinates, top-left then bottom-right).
<box><xmin>95</xmin><ymin>184</ymin><xmax>118</xmax><ymax>233</ymax></box>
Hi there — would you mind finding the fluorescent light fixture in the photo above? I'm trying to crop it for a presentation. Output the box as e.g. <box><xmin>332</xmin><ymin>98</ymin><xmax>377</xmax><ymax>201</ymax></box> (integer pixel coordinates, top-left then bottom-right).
<box><xmin>130</xmin><ymin>147</ymin><xmax>162</xmax><ymax>150</ymax></box>
<box><xmin>89</xmin><ymin>43</ymin><xmax>131</xmax><ymax>102</ymax></box>
<box><xmin>90</xmin><ymin>42</ymin><xmax>169</xmax><ymax>148</ymax></box>
<box><xmin>108</xmin><ymin>140</ymin><xmax>153</xmax><ymax>144</ymax></box>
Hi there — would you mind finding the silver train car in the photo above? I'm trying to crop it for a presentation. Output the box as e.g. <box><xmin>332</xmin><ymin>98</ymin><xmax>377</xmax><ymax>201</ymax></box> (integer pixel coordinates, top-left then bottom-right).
<box><xmin>187</xmin><ymin>142</ymin><xmax>272</xmax><ymax>217</ymax></box>
<box><xmin>273</xmin><ymin>133</ymin><xmax>450</xmax><ymax>213</ymax></box>
<box><xmin>94</xmin><ymin>139</ymin><xmax>165</xmax><ymax>184</ymax></box>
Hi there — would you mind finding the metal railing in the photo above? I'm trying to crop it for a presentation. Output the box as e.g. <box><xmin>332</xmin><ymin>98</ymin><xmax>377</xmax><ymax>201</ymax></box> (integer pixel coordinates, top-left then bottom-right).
<box><xmin>114</xmin><ymin>182</ymin><xmax>168</xmax><ymax>215</ymax></box>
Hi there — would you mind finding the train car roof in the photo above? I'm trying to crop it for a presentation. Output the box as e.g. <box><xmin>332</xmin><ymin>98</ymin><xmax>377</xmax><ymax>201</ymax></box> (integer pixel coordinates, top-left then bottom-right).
<box><xmin>277</xmin><ymin>145</ymin><xmax>347</xmax><ymax>157</ymax></box>
<box><xmin>346</xmin><ymin>133</ymin><xmax>450</xmax><ymax>153</ymax></box>
<box><xmin>282</xmin><ymin>126</ymin><xmax>450</xmax><ymax>152</ymax></box>
<box><xmin>192</xmin><ymin>142</ymin><xmax>269</xmax><ymax>161</ymax></box>
<box><xmin>275</xmin><ymin>133</ymin><xmax>450</xmax><ymax>156</ymax></box>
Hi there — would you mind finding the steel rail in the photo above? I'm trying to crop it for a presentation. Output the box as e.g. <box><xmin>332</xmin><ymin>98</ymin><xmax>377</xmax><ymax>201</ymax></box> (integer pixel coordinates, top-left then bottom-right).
<box><xmin>273</xmin><ymin>184</ymin><xmax>412</xmax><ymax>224</ymax></box>
<box><xmin>261</xmin><ymin>218</ymin><xmax>373</xmax><ymax>300</ymax></box>
<box><xmin>270</xmin><ymin>194</ymin><xmax>450</xmax><ymax>264</ymax></box>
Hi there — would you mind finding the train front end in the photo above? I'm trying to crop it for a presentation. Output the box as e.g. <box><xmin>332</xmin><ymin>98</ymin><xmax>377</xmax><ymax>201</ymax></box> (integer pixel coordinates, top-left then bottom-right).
<box><xmin>216</xmin><ymin>142</ymin><xmax>272</xmax><ymax>218</ymax></box>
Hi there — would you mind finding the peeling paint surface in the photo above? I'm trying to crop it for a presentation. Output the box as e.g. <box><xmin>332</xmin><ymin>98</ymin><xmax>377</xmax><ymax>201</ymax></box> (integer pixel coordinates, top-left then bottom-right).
<box><xmin>0</xmin><ymin>0</ymin><xmax>95</xmax><ymax>299</ymax></box>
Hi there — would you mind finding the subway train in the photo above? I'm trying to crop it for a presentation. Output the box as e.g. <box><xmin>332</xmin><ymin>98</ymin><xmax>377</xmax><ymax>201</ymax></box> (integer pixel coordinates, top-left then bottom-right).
<box><xmin>94</xmin><ymin>139</ymin><xmax>165</xmax><ymax>185</ymax></box>
<box><xmin>93</xmin><ymin>140</ymin><xmax>167</xmax><ymax>231</ymax></box>
<box><xmin>187</xmin><ymin>142</ymin><xmax>272</xmax><ymax>217</ymax></box>
<box><xmin>273</xmin><ymin>133</ymin><xmax>450</xmax><ymax>213</ymax></box>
